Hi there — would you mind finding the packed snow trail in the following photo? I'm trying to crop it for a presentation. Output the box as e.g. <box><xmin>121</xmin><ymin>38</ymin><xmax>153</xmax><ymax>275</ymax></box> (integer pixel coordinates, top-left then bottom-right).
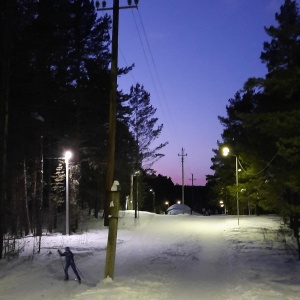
<box><xmin>0</xmin><ymin>213</ymin><xmax>299</xmax><ymax>299</ymax></box>
<box><xmin>113</xmin><ymin>214</ymin><xmax>234</xmax><ymax>299</ymax></box>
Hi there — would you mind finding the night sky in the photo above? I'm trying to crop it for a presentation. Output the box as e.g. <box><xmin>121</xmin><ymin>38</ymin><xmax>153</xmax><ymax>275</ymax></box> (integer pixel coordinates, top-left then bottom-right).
<box><xmin>99</xmin><ymin>0</ymin><xmax>297</xmax><ymax>185</ymax></box>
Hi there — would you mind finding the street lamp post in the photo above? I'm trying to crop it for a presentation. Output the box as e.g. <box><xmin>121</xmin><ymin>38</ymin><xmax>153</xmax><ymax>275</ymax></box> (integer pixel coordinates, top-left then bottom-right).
<box><xmin>222</xmin><ymin>147</ymin><xmax>239</xmax><ymax>225</ymax></box>
<box><xmin>129</xmin><ymin>173</ymin><xmax>134</xmax><ymax>210</ymax></box>
<box><xmin>65</xmin><ymin>151</ymin><xmax>72</xmax><ymax>235</ymax></box>
<box><xmin>150</xmin><ymin>189</ymin><xmax>155</xmax><ymax>213</ymax></box>
<box><xmin>165</xmin><ymin>201</ymin><xmax>169</xmax><ymax>214</ymax></box>
<box><xmin>241</xmin><ymin>188</ymin><xmax>250</xmax><ymax>215</ymax></box>
<box><xmin>134</xmin><ymin>170</ymin><xmax>140</xmax><ymax>218</ymax></box>
<box><xmin>235</xmin><ymin>155</ymin><xmax>239</xmax><ymax>225</ymax></box>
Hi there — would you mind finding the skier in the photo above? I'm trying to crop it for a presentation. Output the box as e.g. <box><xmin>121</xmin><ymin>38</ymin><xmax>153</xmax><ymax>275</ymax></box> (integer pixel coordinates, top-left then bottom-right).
<box><xmin>58</xmin><ymin>247</ymin><xmax>81</xmax><ymax>283</ymax></box>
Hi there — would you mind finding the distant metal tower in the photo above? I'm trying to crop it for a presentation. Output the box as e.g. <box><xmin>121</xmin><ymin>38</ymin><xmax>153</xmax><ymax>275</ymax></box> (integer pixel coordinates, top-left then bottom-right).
<box><xmin>178</xmin><ymin>148</ymin><xmax>187</xmax><ymax>204</ymax></box>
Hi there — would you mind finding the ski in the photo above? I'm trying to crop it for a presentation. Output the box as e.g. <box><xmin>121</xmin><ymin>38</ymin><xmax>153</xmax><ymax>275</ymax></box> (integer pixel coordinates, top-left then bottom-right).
<box><xmin>62</xmin><ymin>278</ymin><xmax>81</xmax><ymax>284</ymax></box>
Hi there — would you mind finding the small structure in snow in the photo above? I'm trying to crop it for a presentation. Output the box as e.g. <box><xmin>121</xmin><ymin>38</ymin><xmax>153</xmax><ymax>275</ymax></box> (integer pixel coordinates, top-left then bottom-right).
<box><xmin>166</xmin><ymin>204</ymin><xmax>192</xmax><ymax>215</ymax></box>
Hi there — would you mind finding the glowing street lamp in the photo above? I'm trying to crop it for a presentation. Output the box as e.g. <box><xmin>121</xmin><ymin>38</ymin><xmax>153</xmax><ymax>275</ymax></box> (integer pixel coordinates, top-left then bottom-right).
<box><xmin>219</xmin><ymin>200</ymin><xmax>226</xmax><ymax>214</ymax></box>
<box><xmin>222</xmin><ymin>147</ymin><xmax>240</xmax><ymax>225</ymax></box>
<box><xmin>150</xmin><ymin>189</ymin><xmax>155</xmax><ymax>213</ymax></box>
<box><xmin>65</xmin><ymin>151</ymin><xmax>72</xmax><ymax>235</ymax></box>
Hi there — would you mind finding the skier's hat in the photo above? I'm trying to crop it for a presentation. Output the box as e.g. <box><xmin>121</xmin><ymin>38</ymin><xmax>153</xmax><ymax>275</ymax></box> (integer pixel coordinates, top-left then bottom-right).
<box><xmin>65</xmin><ymin>247</ymin><xmax>70</xmax><ymax>251</ymax></box>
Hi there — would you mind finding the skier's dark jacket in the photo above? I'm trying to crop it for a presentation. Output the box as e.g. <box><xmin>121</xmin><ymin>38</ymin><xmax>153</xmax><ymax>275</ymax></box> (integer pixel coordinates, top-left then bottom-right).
<box><xmin>58</xmin><ymin>247</ymin><xmax>74</xmax><ymax>264</ymax></box>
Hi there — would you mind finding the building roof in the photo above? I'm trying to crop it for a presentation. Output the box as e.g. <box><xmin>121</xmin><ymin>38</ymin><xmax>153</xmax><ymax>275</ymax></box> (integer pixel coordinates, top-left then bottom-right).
<box><xmin>166</xmin><ymin>204</ymin><xmax>191</xmax><ymax>215</ymax></box>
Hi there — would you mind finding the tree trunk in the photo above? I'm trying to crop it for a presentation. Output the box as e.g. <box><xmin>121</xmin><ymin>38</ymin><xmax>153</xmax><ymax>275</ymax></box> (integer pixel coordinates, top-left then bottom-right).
<box><xmin>36</xmin><ymin>136</ymin><xmax>44</xmax><ymax>236</ymax></box>
<box><xmin>0</xmin><ymin>0</ymin><xmax>15</xmax><ymax>259</ymax></box>
<box><xmin>23</xmin><ymin>159</ymin><xmax>31</xmax><ymax>236</ymax></box>
<box><xmin>47</xmin><ymin>155</ymin><xmax>54</xmax><ymax>233</ymax></box>
<box><xmin>48</xmin><ymin>197</ymin><xmax>54</xmax><ymax>233</ymax></box>
<box><xmin>291</xmin><ymin>215</ymin><xmax>300</xmax><ymax>261</ymax></box>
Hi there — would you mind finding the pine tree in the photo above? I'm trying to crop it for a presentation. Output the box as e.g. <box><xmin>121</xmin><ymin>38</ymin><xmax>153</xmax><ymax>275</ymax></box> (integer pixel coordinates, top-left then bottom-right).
<box><xmin>209</xmin><ymin>0</ymin><xmax>300</xmax><ymax>226</ymax></box>
<box><xmin>128</xmin><ymin>83</ymin><xmax>168</xmax><ymax>172</ymax></box>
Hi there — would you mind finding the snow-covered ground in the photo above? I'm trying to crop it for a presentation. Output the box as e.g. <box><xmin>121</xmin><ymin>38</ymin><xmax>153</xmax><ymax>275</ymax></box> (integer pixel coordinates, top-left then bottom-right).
<box><xmin>0</xmin><ymin>212</ymin><xmax>299</xmax><ymax>300</ymax></box>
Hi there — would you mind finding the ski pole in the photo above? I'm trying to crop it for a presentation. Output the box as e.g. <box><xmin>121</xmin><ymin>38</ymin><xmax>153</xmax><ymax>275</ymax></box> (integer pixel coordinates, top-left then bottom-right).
<box><xmin>58</xmin><ymin>250</ymin><xmax>65</xmax><ymax>270</ymax></box>
<box><xmin>76</xmin><ymin>266</ymin><xmax>87</xmax><ymax>283</ymax></box>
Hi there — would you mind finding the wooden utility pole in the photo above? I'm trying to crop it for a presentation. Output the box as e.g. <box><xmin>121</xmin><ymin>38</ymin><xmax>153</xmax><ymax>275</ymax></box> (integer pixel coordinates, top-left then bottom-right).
<box><xmin>178</xmin><ymin>148</ymin><xmax>187</xmax><ymax>204</ymax></box>
<box><xmin>96</xmin><ymin>0</ymin><xmax>139</xmax><ymax>279</ymax></box>
<box><xmin>104</xmin><ymin>180</ymin><xmax>120</xmax><ymax>279</ymax></box>
<box><xmin>96</xmin><ymin>0</ymin><xmax>139</xmax><ymax>226</ymax></box>
<box><xmin>189</xmin><ymin>173</ymin><xmax>197</xmax><ymax>211</ymax></box>
<box><xmin>104</xmin><ymin>0</ymin><xmax>119</xmax><ymax>226</ymax></box>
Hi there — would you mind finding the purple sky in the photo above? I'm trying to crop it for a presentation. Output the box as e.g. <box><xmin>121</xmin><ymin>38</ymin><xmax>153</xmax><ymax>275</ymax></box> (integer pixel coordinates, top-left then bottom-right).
<box><xmin>102</xmin><ymin>0</ymin><xmax>295</xmax><ymax>186</ymax></box>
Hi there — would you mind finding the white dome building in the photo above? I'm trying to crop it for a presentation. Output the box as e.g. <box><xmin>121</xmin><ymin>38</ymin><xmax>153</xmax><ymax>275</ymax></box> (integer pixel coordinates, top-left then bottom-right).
<box><xmin>166</xmin><ymin>204</ymin><xmax>192</xmax><ymax>215</ymax></box>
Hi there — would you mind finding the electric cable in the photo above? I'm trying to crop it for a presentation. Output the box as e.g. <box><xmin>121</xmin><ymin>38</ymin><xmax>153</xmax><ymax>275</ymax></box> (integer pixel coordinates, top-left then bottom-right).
<box><xmin>237</xmin><ymin>151</ymin><xmax>279</xmax><ymax>176</ymax></box>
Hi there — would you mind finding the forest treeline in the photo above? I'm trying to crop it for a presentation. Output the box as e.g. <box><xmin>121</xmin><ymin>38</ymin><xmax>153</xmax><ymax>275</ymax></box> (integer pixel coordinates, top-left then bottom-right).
<box><xmin>0</xmin><ymin>0</ymin><xmax>171</xmax><ymax>259</ymax></box>
<box><xmin>208</xmin><ymin>0</ymin><xmax>300</xmax><ymax>258</ymax></box>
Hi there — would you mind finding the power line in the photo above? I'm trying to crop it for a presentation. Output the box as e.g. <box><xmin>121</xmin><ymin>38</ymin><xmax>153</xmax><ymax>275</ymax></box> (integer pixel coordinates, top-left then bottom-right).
<box><xmin>131</xmin><ymin>9</ymin><xmax>158</xmax><ymax>97</ymax></box>
<box><xmin>237</xmin><ymin>151</ymin><xmax>279</xmax><ymax>177</ymax></box>
<box><xmin>100</xmin><ymin>4</ymin><xmax>181</xmax><ymax>149</ymax></box>
<box><xmin>136</xmin><ymin>9</ymin><xmax>171</xmax><ymax>114</ymax></box>
<box><xmin>132</xmin><ymin>9</ymin><xmax>181</xmax><ymax>147</ymax></box>
<box><xmin>119</xmin><ymin>47</ymin><xmax>137</xmax><ymax>83</ymax></box>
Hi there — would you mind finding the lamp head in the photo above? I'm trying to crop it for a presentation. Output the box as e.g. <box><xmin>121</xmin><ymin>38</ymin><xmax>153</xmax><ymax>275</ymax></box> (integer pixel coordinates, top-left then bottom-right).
<box><xmin>65</xmin><ymin>151</ymin><xmax>72</xmax><ymax>160</ymax></box>
<box><xmin>222</xmin><ymin>147</ymin><xmax>230</xmax><ymax>157</ymax></box>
